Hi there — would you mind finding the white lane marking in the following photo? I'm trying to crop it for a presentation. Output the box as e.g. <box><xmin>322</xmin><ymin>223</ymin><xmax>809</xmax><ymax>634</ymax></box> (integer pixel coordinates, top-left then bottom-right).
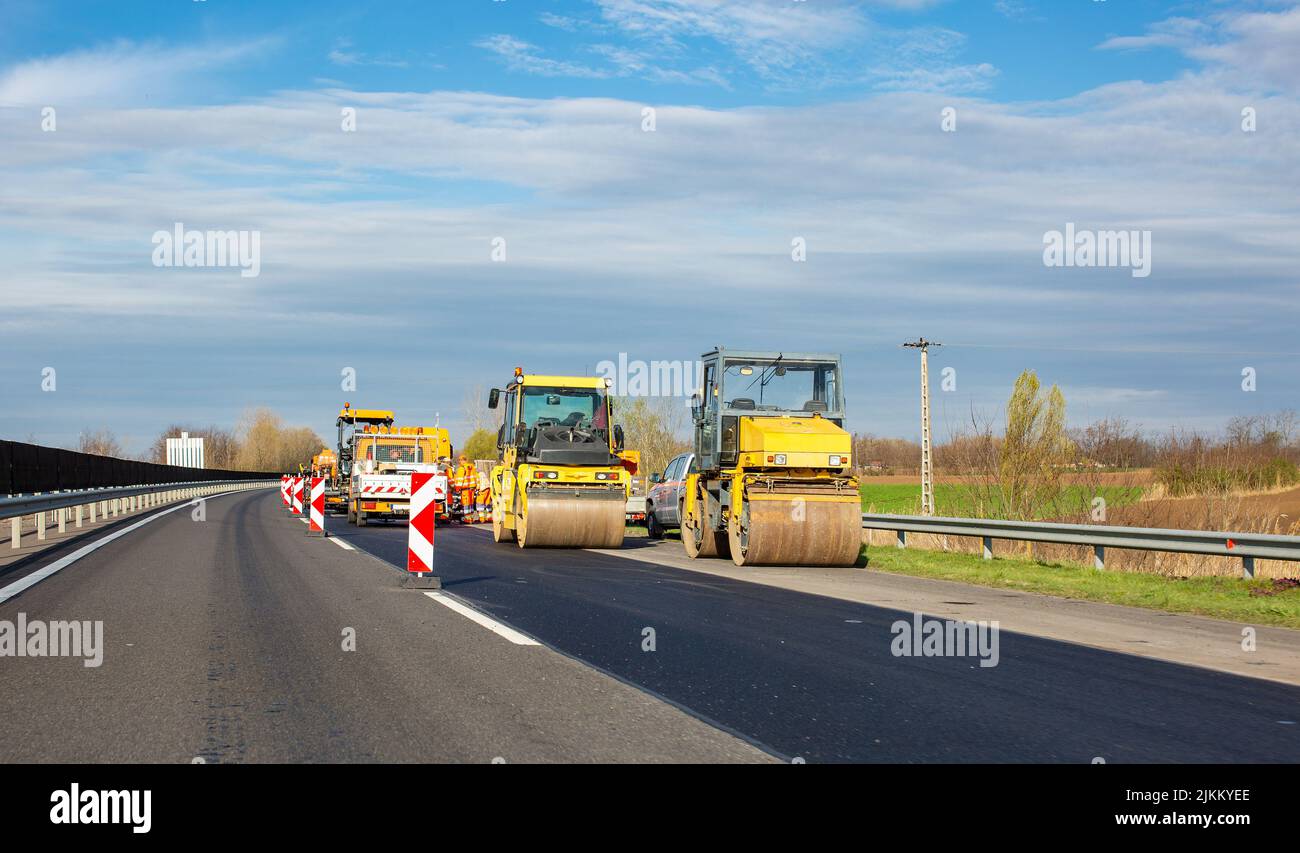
<box><xmin>329</xmin><ymin>537</ymin><xmax>355</xmax><ymax>551</ymax></box>
<box><xmin>423</xmin><ymin>591</ymin><xmax>540</xmax><ymax>646</ymax></box>
<box><xmin>0</xmin><ymin>488</ymin><xmax>269</xmax><ymax>605</ymax></box>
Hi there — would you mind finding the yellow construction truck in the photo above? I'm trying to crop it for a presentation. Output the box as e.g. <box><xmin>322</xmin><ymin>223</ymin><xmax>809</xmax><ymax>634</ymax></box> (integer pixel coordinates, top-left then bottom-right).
<box><xmin>680</xmin><ymin>348</ymin><xmax>861</xmax><ymax>567</ymax></box>
<box><xmin>335</xmin><ymin>405</ymin><xmax>394</xmax><ymax>515</ymax></box>
<box><xmin>348</xmin><ymin>424</ymin><xmax>451</xmax><ymax>526</ymax></box>
<box><xmin>335</xmin><ymin>404</ymin><xmax>452</xmax><ymax>525</ymax></box>
<box><xmin>487</xmin><ymin>368</ymin><xmax>632</xmax><ymax>548</ymax></box>
<box><xmin>309</xmin><ymin>448</ymin><xmax>341</xmax><ymax>512</ymax></box>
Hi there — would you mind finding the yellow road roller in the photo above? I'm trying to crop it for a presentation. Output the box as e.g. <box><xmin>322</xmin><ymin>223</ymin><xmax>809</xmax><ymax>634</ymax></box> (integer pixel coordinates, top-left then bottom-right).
<box><xmin>488</xmin><ymin>368</ymin><xmax>631</xmax><ymax>549</ymax></box>
<box><xmin>681</xmin><ymin>348</ymin><xmax>861</xmax><ymax>567</ymax></box>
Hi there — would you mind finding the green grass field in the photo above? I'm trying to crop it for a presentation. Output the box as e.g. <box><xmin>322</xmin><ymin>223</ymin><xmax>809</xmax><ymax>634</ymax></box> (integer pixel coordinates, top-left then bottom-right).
<box><xmin>866</xmin><ymin>546</ymin><xmax>1300</xmax><ymax>628</ymax></box>
<box><xmin>859</xmin><ymin>481</ymin><xmax>1145</xmax><ymax>518</ymax></box>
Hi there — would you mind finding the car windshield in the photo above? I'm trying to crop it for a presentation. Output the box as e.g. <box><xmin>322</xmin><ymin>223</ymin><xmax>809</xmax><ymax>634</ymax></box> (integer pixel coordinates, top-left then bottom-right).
<box><xmin>521</xmin><ymin>386</ymin><xmax>608</xmax><ymax>429</ymax></box>
<box><xmin>722</xmin><ymin>358</ymin><xmax>841</xmax><ymax>413</ymax></box>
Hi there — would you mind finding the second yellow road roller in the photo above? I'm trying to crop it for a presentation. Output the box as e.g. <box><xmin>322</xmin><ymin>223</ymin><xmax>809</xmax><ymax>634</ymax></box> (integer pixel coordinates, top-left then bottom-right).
<box><xmin>680</xmin><ymin>348</ymin><xmax>862</xmax><ymax>567</ymax></box>
<box><xmin>488</xmin><ymin>368</ymin><xmax>631</xmax><ymax>549</ymax></box>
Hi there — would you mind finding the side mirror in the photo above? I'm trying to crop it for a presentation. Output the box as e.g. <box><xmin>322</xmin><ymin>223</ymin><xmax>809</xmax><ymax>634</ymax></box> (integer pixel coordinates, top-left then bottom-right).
<box><xmin>690</xmin><ymin>391</ymin><xmax>703</xmax><ymax>421</ymax></box>
<box><xmin>650</xmin><ymin>473</ymin><xmax>662</xmax><ymax>484</ymax></box>
<box><xmin>514</xmin><ymin>423</ymin><xmax>528</xmax><ymax>447</ymax></box>
<box><xmin>613</xmin><ymin>424</ymin><xmax>625</xmax><ymax>450</ymax></box>
<box><xmin>488</xmin><ymin>388</ymin><xmax>500</xmax><ymax>409</ymax></box>
<box><xmin>496</xmin><ymin>423</ymin><xmax>505</xmax><ymax>449</ymax></box>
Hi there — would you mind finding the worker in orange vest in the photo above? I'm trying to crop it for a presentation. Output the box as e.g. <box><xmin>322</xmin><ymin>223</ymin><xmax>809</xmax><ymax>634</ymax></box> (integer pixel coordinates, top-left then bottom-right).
<box><xmin>452</xmin><ymin>455</ymin><xmax>477</xmax><ymax>523</ymax></box>
<box><xmin>435</xmin><ymin>456</ymin><xmax>452</xmax><ymax>521</ymax></box>
<box><xmin>475</xmin><ymin>468</ymin><xmax>492</xmax><ymax>524</ymax></box>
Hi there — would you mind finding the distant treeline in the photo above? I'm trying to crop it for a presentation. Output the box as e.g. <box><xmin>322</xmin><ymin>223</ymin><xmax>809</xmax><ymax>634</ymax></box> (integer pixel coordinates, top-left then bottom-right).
<box><xmin>72</xmin><ymin>409</ymin><xmax>326</xmax><ymax>474</ymax></box>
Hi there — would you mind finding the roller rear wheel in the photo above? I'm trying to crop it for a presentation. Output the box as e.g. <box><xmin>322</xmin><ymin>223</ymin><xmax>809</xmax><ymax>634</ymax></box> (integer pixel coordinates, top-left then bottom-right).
<box><xmin>729</xmin><ymin>497</ymin><xmax>860</xmax><ymax>567</ymax></box>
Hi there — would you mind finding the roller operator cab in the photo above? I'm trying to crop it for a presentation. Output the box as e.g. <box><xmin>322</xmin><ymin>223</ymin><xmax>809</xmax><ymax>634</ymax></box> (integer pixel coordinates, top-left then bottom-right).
<box><xmin>487</xmin><ymin>368</ymin><xmax>631</xmax><ymax>548</ymax></box>
<box><xmin>682</xmin><ymin>349</ymin><xmax>862</xmax><ymax>567</ymax></box>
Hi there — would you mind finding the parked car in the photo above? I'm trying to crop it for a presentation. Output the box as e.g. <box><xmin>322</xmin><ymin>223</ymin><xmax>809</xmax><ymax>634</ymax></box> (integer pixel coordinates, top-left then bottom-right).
<box><xmin>645</xmin><ymin>451</ymin><xmax>695</xmax><ymax>539</ymax></box>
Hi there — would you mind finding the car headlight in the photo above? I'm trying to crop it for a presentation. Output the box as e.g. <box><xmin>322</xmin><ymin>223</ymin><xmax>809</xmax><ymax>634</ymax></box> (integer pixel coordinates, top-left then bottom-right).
<box><xmin>829</xmin><ymin>455</ymin><xmax>847</xmax><ymax>466</ymax></box>
<box><xmin>774</xmin><ymin>453</ymin><xmax>787</xmax><ymax>465</ymax></box>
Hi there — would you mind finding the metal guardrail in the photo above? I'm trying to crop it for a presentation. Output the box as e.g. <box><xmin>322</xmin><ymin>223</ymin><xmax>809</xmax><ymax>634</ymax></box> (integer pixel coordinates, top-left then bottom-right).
<box><xmin>4</xmin><ymin>479</ymin><xmax>277</xmax><ymax>548</ymax></box>
<box><xmin>861</xmin><ymin>513</ymin><xmax>1300</xmax><ymax>579</ymax></box>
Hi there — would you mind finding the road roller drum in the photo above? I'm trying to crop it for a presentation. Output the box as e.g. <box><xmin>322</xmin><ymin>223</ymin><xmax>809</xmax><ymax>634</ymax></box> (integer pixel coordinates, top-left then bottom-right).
<box><xmin>517</xmin><ymin>490</ymin><xmax>626</xmax><ymax>549</ymax></box>
<box><xmin>728</xmin><ymin>493</ymin><xmax>860</xmax><ymax>567</ymax></box>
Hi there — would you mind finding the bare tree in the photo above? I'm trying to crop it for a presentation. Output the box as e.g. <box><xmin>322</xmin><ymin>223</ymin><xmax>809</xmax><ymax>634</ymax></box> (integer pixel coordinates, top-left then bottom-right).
<box><xmin>614</xmin><ymin>395</ymin><xmax>690</xmax><ymax>480</ymax></box>
<box><xmin>462</xmin><ymin>384</ymin><xmax>503</xmax><ymax>435</ymax></box>
<box><xmin>234</xmin><ymin>408</ymin><xmax>326</xmax><ymax>472</ymax></box>
<box><xmin>77</xmin><ymin>428</ymin><xmax>124</xmax><ymax>458</ymax></box>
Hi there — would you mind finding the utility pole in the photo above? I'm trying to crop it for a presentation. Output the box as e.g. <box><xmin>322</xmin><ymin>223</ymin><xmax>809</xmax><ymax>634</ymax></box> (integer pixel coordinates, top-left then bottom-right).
<box><xmin>902</xmin><ymin>338</ymin><xmax>941</xmax><ymax>515</ymax></box>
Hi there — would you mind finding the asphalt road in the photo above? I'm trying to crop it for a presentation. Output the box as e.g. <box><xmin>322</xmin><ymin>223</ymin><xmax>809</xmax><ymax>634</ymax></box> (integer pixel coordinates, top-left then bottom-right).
<box><xmin>3</xmin><ymin>488</ymin><xmax>1297</xmax><ymax>763</ymax></box>
<box><xmin>333</xmin><ymin>504</ymin><xmax>1300</xmax><ymax>763</ymax></box>
<box><xmin>0</xmin><ymin>488</ymin><xmax>771</xmax><ymax>763</ymax></box>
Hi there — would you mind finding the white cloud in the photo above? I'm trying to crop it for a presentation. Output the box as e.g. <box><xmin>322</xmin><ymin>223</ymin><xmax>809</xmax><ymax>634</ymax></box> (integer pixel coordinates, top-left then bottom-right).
<box><xmin>0</xmin><ymin>38</ymin><xmax>275</xmax><ymax>107</ymax></box>
<box><xmin>328</xmin><ymin>37</ymin><xmax>411</xmax><ymax>69</ymax></box>
<box><xmin>1099</xmin><ymin>6</ymin><xmax>1300</xmax><ymax>90</ymax></box>
<box><xmin>476</xmin><ymin>34</ymin><xmax>611</xmax><ymax>78</ymax></box>
<box><xmin>594</xmin><ymin>0</ymin><xmax>870</xmax><ymax>76</ymax></box>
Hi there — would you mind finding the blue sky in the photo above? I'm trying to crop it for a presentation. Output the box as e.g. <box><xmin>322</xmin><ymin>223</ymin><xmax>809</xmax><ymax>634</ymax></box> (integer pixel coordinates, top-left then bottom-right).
<box><xmin>1</xmin><ymin>0</ymin><xmax>1298</xmax><ymax>455</ymax></box>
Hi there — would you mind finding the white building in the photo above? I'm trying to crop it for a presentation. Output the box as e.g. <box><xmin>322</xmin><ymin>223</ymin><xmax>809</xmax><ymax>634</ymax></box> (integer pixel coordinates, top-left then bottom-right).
<box><xmin>166</xmin><ymin>432</ymin><xmax>205</xmax><ymax>468</ymax></box>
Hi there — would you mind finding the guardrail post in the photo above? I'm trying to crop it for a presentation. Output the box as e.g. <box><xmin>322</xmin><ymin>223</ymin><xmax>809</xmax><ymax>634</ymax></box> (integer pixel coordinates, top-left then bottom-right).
<box><xmin>75</xmin><ymin>505</ymin><xmax>83</xmax><ymax>528</ymax></box>
<box><xmin>88</xmin><ymin>501</ymin><xmax>96</xmax><ymax>523</ymax></box>
<box><xmin>9</xmin><ymin>516</ymin><xmax>19</xmax><ymax>549</ymax></box>
<box><xmin>896</xmin><ymin>530</ymin><xmax>907</xmax><ymax>549</ymax></box>
<box><xmin>1242</xmin><ymin>556</ymin><xmax>1255</xmax><ymax>580</ymax></box>
<box><xmin>982</xmin><ymin>536</ymin><xmax>993</xmax><ymax>560</ymax></box>
<box><xmin>36</xmin><ymin>511</ymin><xmax>46</xmax><ymax>541</ymax></box>
<box><xmin>1093</xmin><ymin>545</ymin><xmax>1105</xmax><ymax>571</ymax></box>
<box><xmin>57</xmin><ymin>507</ymin><xmax>66</xmax><ymax>534</ymax></box>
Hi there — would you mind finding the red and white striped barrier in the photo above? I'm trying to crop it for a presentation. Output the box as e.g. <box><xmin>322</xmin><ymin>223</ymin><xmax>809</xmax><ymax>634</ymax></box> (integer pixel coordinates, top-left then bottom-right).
<box><xmin>403</xmin><ymin>472</ymin><xmax>442</xmax><ymax>588</ymax></box>
<box><xmin>292</xmin><ymin>476</ymin><xmax>304</xmax><ymax>516</ymax></box>
<box><xmin>281</xmin><ymin>475</ymin><xmax>291</xmax><ymax>508</ymax></box>
<box><xmin>359</xmin><ymin>483</ymin><xmax>409</xmax><ymax>497</ymax></box>
<box><xmin>308</xmin><ymin>476</ymin><xmax>325</xmax><ymax>537</ymax></box>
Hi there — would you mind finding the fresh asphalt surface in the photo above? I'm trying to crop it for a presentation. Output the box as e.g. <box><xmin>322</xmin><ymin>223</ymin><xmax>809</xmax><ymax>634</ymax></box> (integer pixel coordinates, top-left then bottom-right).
<box><xmin>1</xmin><ymin>487</ymin><xmax>1297</xmax><ymax>762</ymax></box>
<box><xmin>335</xmin><ymin>500</ymin><xmax>1300</xmax><ymax>763</ymax></box>
<box><xmin>0</xmin><ymin>488</ymin><xmax>769</xmax><ymax>763</ymax></box>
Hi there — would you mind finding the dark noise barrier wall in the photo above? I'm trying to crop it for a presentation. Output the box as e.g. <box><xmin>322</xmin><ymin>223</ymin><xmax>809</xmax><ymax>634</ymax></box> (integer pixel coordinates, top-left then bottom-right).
<box><xmin>0</xmin><ymin>440</ymin><xmax>279</xmax><ymax>495</ymax></box>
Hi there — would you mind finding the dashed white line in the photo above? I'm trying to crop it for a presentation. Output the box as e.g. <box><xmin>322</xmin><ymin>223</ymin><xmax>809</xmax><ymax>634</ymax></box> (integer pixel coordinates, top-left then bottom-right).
<box><xmin>424</xmin><ymin>591</ymin><xmax>540</xmax><ymax>646</ymax></box>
